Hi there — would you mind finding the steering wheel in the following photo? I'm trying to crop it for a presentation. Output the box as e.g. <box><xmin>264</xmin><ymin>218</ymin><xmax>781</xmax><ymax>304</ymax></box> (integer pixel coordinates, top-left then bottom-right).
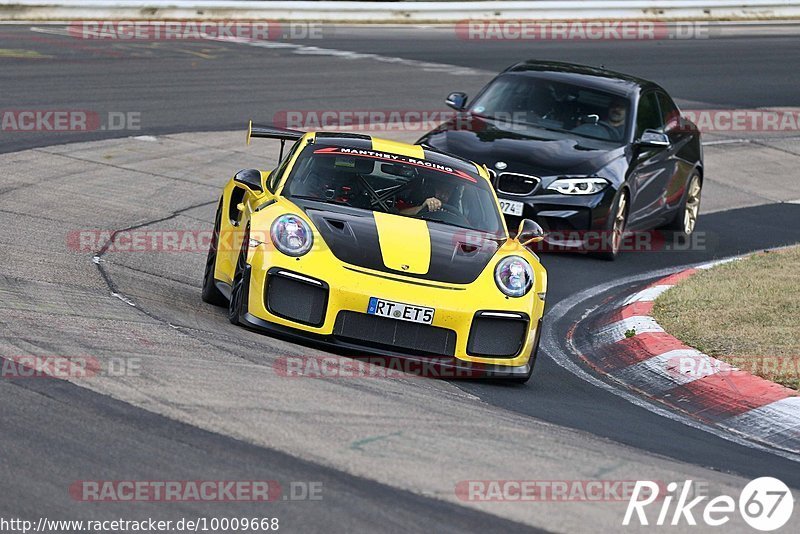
<box><xmin>419</xmin><ymin>202</ymin><xmax>470</xmax><ymax>226</ymax></box>
<box><xmin>595</xmin><ymin>121</ymin><xmax>622</xmax><ymax>140</ymax></box>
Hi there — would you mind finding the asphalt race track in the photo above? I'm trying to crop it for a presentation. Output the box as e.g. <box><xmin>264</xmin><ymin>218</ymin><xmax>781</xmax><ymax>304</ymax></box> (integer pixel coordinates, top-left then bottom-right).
<box><xmin>1</xmin><ymin>23</ymin><xmax>800</xmax><ymax>532</ymax></box>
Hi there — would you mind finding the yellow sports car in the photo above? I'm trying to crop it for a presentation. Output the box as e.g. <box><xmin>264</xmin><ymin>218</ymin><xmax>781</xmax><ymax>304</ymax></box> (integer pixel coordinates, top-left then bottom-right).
<box><xmin>202</xmin><ymin>123</ymin><xmax>547</xmax><ymax>382</ymax></box>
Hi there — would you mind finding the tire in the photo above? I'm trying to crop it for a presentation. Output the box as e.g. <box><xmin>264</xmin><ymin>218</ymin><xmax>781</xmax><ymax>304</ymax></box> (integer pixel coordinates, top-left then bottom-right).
<box><xmin>201</xmin><ymin>199</ymin><xmax>228</xmax><ymax>306</ymax></box>
<box><xmin>593</xmin><ymin>190</ymin><xmax>628</xmax><ymax>261</ymax></box>
<box><xmin>227</xmin><ymin>225</ymin><xmax>250</xmax><ymax>325</ymax></box>
<box><xmin>507</xmin><ymin>364</ymin><xmax>533</xmax><ymax>384</ymax></box>
<box><xmin>663</xmin><ymin>173</ymin><xmax>702</xmax><ymax>242</ymax></box>
<box><xmin>504</xmin><ymin>319</ymin><xmax>543</xmax><ymax>384</ymax></box>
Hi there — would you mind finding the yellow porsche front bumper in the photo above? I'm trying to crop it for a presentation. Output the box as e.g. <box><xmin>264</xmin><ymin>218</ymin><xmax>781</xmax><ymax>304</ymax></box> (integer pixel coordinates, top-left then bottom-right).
<box><xmin>240</xmin><ymin>236</ymin><xmax>546</xmax><ymax>372</ymax></box>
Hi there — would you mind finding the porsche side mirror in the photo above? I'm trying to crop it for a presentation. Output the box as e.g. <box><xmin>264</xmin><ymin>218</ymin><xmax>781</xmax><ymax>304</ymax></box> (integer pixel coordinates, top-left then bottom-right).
<box><xmin>446</xmin><ymin>92</ymin><xmax>468</xmax><ymax>111</ymax></box>
<box><xmin>233</xmin><ymin>168</ymin><xmax>264</xmax><ymax>194</ymax></box>
<box><xmin>636</xmin><ymin>129</ymin><xmax>670</xmax><ymax>148</ymax></box>
<box><xmin>516</xmin><ymin>219</ymin><xmax>545</xmax><ymax>246</ymax></box>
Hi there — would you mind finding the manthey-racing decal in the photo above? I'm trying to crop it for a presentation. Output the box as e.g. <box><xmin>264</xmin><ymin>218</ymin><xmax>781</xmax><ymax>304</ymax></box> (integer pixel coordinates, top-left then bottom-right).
<box><xmin>313</xmin><ymin>146</ymin><xmax>478</xmax><ymax>183</ymax></box>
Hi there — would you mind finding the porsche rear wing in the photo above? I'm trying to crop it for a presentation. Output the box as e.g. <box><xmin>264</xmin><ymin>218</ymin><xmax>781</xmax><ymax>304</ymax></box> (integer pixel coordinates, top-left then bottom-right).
<box><xmin>246</xmin><ymin>121</ymin><xmax>304</xmax><ymax>144</ymax></box>
<box><xmin>246</xmin><ymin>121</ymin><xmax>305</xmax><ymax>162</ymax></box>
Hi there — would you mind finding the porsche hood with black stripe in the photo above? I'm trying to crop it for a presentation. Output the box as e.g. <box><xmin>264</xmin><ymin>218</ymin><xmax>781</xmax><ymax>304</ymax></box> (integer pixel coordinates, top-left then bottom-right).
<box><xmin>296</xmin><ymin>200</ymin><xmax>502</xmax><ymax>285</ymax></box>
<box><xmin>289</xmin><ymin>133</ymin><xmax>504</xmax><ymax>285</ymax></box>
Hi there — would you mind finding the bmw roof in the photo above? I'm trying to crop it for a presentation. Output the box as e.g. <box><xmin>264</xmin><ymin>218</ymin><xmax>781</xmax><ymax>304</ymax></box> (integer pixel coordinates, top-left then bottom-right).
<box><xmin>502</xmin><ymin>60</ymin><xmax>663</xmax><ymax>97</ymax></box>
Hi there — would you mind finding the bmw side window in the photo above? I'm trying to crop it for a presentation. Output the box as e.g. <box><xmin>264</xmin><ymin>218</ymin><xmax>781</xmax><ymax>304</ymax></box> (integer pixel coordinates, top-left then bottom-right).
<box><xmin>635</xmin><ymin>92</ymin><xmax>662</xmax><ymax>139</ymax></box>
<box><xmin>657</xmin><ymin>92</ymin><xmax>680</xmax><ymax>131</ymax></box>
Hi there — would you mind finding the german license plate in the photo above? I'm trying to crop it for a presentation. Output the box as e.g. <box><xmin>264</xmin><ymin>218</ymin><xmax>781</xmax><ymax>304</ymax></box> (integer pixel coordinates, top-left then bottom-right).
<box><xmin>367</xmin><ymin>297</ymin><xmax>434</xmax><ymax>324</ymax></box>
<box><xmin>499</xmin><ymin>198</ymin><xmax>524</xmax><ymax>216</ymax></box>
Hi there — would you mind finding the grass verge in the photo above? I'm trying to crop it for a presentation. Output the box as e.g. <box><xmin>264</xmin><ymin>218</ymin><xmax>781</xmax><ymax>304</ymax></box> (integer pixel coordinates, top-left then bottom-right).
<box><xmin>652</xmin><ymin>245</ymin><xmax>800</xmax><ymax>390</ymax></box>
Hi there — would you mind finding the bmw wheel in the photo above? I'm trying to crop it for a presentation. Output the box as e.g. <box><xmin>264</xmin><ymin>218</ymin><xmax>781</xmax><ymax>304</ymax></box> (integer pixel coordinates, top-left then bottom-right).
<box><xmin>595</xmin><ymin>190</ymin><xmax>628</xmax><ymax>261</ymax></box>
<box><xmin>665</xmin><ymin>173</ymin><xmax>702</xmax><ymax>241</ymax></box>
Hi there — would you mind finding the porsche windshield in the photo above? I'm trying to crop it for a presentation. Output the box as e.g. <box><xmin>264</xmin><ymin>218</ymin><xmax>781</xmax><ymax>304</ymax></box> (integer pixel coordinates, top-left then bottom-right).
<box><xmin>469</xmin><ymin>74</ymin><xmax>632</xmax><ymax>144</ymax></box>
<box><xmin>283</xmin><ymin>144</ymin><xmax>505</xmax><ymax>234</ymax></box>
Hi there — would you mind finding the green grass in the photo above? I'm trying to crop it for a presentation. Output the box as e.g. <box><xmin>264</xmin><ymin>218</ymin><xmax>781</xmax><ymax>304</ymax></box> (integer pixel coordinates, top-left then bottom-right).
<box><xmin>652</xmin><ymin>246</ymin><xmax>800</xmax><ymax>390</ymax></box>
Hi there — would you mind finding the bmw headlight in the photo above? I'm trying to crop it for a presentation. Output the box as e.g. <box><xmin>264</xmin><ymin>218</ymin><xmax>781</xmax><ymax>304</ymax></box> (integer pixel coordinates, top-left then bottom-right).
<box><xmin>270</xmin><ymin>214</ymin><xmax>313</xmax><ymax>257</ymax></box>
<box><xmin>547</xmin><ymin>177</ymin><xmax>609</xmax><ymax>195</ymax></box>
<box><xmin>494</xmin><ymin>256</ymin><xmax>534</xmax><ymax>297</ymax></box>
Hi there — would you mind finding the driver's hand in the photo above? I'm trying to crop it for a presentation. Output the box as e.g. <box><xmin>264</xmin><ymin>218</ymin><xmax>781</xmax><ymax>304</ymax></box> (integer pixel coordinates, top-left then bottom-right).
<box><xmin>423</xmin><ymin>197</ymin><xmax>442</xmax><ymax>211</ymax></box>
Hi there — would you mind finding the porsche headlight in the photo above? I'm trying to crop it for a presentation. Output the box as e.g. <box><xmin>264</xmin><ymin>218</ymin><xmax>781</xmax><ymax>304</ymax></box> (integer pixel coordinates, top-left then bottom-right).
<box><xmin>494</xmin><ymin>256</ymin><xmax>534</xmax><ymax>297</ymax></box>
<box><xmin>547</xmin><ymin>177</ymin><xmax>609</xmax><ymax>195</ymax></box>
<box><xmin>270</xmin><ymin>214</ymin><xmax>313</xmax><ymax>257</ymax></box>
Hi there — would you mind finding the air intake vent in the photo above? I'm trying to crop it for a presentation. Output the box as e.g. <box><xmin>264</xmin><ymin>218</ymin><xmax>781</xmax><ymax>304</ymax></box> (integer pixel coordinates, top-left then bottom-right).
<box><xmin>325</xmin><ymin>218</ymin><xmax>347</xmax><ymax>232</ymax></box>
<box><xmin>467</xmin><ymin>312</ymin><xmax>528</xmax><ymax>358</ymax></box>
<box><xmin>265</xmin><ymin>270</ymin><xmax>328</xmax><ymax>327</ymax></box>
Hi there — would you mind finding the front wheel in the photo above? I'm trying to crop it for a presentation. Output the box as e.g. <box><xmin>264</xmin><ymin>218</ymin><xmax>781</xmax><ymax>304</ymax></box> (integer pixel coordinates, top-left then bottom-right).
<box><xmin>594</xmin><ymin>190</ymin><xmax>628</xmax><ymax>261</ymax></box>
<box><xmin>505</xmin><ymin>320</ymin><xmax>542</xmax><ymax>384</ymax></box>
<box><xmin>664</xmin><ymin>173</ymin><xmax>702</xmax><ymax>241</ymax></box>
<box><xmin>506</xmin><ymin>363</ymin><xmax>534</xmax><ymax>384</ymax></box>
<box><xmin>228</xmin><ymin>226</ymin><xmax>250</xmax><ymax>325</ymax></box>
<box><xmin>201</xmin><ymin>200</ymin><xmax>227</xmax><ymax>306</ymax></box>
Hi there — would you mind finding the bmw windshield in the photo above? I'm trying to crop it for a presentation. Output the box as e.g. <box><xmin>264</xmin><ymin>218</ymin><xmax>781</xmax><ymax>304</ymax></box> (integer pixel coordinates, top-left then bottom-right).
<box><xmin>283</xmin><ymin>144</ymin><xmax>505</xmax><ymax>234</ymax></box>
<box><xmin>469</xmin><ymin>74</ymin><xmax>632</xmax><ymax>145</ymax></box>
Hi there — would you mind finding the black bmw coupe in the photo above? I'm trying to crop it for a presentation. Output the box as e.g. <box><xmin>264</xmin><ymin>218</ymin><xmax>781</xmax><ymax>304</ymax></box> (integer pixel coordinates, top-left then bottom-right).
<box><xmin>418</xmin><ymin>61</ymin><xmax>703</xmax><ymax>260</ymax></box>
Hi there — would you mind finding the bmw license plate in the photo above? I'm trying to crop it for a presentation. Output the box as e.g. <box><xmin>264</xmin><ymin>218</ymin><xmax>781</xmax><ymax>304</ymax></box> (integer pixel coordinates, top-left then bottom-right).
<box><xmin>367</xmin><ymin>297</ymin><xmax>434</xmax><ymax>324</ymax></box>
<box><xmin>499</xmin><ymin>199</ymin><xmax>524</xmax><ymax>216</ymax></box>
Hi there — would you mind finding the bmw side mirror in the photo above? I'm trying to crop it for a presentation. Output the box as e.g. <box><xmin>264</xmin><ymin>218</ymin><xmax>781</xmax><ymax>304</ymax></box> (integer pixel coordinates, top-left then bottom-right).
<box><xmin>445</xmin><ymin>92</ymin><xmax>468</xmax><ymax>111</ymax></box>
<box><xmin>516</xmin><ymin>219</ymin><xmax>545</xmax><ymax>246</ymax></box>
<box><xmin>636</xmin><ymin>129</ymin><xmax>670</xmax><ymax>148</ymax></box>
<box><xmin>233</xmin><ymin>168</ymin><xmax>264</xmax><ymax>194</ymax></box>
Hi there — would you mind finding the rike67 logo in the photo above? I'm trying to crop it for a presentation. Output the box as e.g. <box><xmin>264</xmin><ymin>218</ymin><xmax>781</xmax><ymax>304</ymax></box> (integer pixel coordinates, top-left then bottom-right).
<box><xmin>624</xmin><ymin>478</ymin><xmax>794</xmax><ymax>531</ymax></box>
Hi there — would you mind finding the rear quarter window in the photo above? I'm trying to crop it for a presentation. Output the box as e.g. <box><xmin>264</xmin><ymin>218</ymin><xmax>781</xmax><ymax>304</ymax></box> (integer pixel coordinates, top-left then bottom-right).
<box><xmin>657</xmin><ymin>92</ymin><xmax>680</xmax><ymax>131</ymax></box>
<box><xmin>636</xmin><ymin>92</ymin><xmax>663</xmax><ymax>138</ymax></box>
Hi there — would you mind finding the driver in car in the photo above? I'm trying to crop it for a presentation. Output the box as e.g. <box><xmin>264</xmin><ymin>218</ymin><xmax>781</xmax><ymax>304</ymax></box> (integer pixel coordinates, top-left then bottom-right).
<box><xmin>602</xmin><ymin>99</ymin><xmax>628</xmax><ymax>140</ymax></box>
<box><xmin>398</xmin><ymin>181</ymin><xmax>455</xmax><ymax>216</ymax></box>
